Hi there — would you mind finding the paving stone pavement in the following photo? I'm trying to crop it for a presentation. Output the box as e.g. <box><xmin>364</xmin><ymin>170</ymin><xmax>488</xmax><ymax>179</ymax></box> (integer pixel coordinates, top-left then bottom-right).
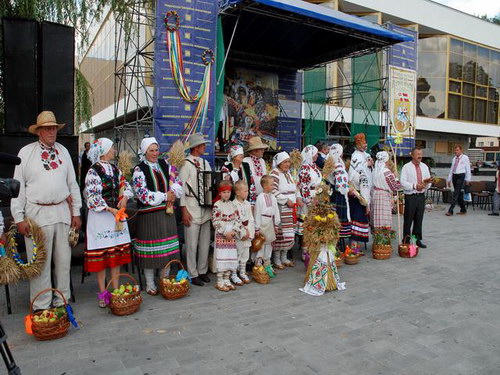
<box><xmin>1</xmin><ymin>206</ymin><xmax>500</xmax><ymax>375</ymax></box>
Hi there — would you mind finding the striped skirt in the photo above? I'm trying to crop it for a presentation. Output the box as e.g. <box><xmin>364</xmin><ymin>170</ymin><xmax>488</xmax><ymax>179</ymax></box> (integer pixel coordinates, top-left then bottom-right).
<box><xmin>371</xmin><ymin>189</ymin><xmax>393</xmax><ymax>230</ymax></box>
<box><xmin>349</xmin><ymin>196</ymin><xmax>369</xmax><ymax>242</ymax></box>
<box><xmin>133</xmin><ymin>209</ymin><xmax>180</xmax><ymax>269</ymax></box>
<box><xmin>85</xmin><ymin>243</ymin><xmax>131</xmax><ymax>273</ymax></box>
<box><xmin>214</xmin><ymin>234</ymin><xmax>238</xmax><ymax>272</ymax></box>
<box><xmin>273</xmin><ymin>205</ymin><xmax>295</xmax><ymax>252</ymax></box>
<box><xmin>330</xmin><ymin>190</ymin><xmax>352</xmax><ymax>238</ymax></box>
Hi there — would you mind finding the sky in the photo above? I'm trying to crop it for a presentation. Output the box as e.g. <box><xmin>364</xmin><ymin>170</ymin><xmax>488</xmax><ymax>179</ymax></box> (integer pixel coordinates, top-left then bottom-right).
<box><xmin>432</xmin><ymin>0</ymin><xmax>500</xmax><ymax>18</ymax></box>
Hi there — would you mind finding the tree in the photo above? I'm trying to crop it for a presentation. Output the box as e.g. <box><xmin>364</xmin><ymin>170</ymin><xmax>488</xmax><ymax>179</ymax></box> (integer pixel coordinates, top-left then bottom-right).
<box><xmin>0</xmin><ymin>0</ymin><xmax>153</xmax><ymax>133</ymax></box>
<box><xmin>479</xmin><ymin>13</ymin><xmax>500</xmax><ymax>25</ymax></box>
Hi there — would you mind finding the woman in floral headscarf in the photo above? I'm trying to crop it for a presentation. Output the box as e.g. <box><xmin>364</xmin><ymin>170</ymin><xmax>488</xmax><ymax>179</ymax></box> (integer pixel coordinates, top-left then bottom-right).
<box><xmin>371</xmin><ymin>151</ymin><xmax>401</xmax><ymax>231</ymax></box>
<box><xmin>84</xmin><ymin>138</ymin><xmax>134</xmax><ymax>307</ymax></box>
<box><xmin>131</xmin><ymin>137</ymin><xmax>183</xmax><ymax>295</ymax></box>
<box><xmin>270</xmin><ymin>151</ymin><xmax>303</xmax><ymax>269</ymax></box>
<box><xmin>297</xmin><ymin>145</ymin><xmax>322</xmax><ymax>260</ymax></box>
<box><xmin>327</xmin><ymin>144</ymin><xmax>352</xmax><ymax>240</ymax></box>
<box><xmin>221</xmin><ymin>145</ymin><xmax>254</xmax><ymax>199</ymax></box>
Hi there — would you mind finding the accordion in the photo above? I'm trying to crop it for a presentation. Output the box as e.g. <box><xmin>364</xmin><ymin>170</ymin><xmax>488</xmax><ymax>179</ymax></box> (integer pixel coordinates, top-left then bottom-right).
<box><xmin>185</xmin><ymin>159</ymin><xmax>215</xmax><ymax>207</ymax></box>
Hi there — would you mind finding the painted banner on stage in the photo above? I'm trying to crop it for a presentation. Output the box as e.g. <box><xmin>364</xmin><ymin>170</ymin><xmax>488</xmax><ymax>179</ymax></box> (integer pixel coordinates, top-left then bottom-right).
<box><xmin>153</xmin><ymin>0</ymin><xmax>218</xmax><ymax>160</ymax></box>
<box><xmin>387</xmin><ymin>66</ymin><xmax>417</xmax><ymax>156</ymax></box>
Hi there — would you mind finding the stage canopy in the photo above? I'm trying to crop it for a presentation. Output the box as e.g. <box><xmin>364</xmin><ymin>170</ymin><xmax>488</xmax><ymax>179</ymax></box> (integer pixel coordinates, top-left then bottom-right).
<box><xmin>219</xmin><ymin>0</ymin><xmax>412</xmax><ymax>70</ymax></box>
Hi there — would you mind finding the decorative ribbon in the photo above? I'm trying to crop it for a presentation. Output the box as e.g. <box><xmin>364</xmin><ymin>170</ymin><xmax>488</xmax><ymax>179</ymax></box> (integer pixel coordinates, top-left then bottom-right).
<box><xmin>175</xmin><ymin>269</ymin><xmax>190</xmax><ymax>283</ymax></box>
<box><xmin>292</xmin><ymin>203</ymin><xmax>298</xmax><ymax>224</ymax></box>
<box><xmin>66</xmin><ymin>304</ymin><xmax>79</xmax><ymax>329</ymax></box>
<box><xmin>24</xmin><ymin>315</ymin><xmax>33</xmax><ymax>335</ymax></box>
<box><xmin>164</xmin><ymin>11</ymin><xmax>213</xmax><ymax>139</ymax></box>
<box><xmin>115</xmin><ymin>207</ymin><xmax>128</xmax><ymax>223</ymax></box>
<box><xmin>98</xmin><ymin>290</ymin><xmax>112</xmax><ymax>305</ymax></box>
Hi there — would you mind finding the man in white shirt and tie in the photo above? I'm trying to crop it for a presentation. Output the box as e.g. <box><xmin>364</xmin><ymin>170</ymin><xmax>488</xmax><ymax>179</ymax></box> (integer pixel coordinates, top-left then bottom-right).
<box><xmin>445</xmin><ymin>145</ymin><xmax>471</xmax><ymax>216</ymax></box>
<box><xmin>400</xmin><ymin>147</ymin><xmax>432</xmax><ymax>248</ymax></box>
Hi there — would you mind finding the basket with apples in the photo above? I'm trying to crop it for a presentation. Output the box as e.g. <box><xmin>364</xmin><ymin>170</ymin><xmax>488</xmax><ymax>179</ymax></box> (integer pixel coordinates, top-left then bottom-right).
<box><xmin>251</xmin><ymin>257</ymin><xmax>270</xmax><ymax>284</ymax></box>
<box><xmin>159</xmin><ymin>259</ymin><xmax>190</xmax><ymax>300</ymax></box>
<box><xmin>107</xmin><ymin>273</ymin><xmax>142</xmax><ymax>316</ymax></box>
<box><xmin>30</xmin><ymin>288</ymin><xmax>70</xmax><ymax>341</ymax></box>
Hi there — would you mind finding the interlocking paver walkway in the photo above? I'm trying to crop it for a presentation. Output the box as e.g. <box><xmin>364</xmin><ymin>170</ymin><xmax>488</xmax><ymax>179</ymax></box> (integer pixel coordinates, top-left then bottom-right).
<box><xmin>1</xmin><ymin>205</ymin><xmax>499</xmax><ymax>375</ymax></box>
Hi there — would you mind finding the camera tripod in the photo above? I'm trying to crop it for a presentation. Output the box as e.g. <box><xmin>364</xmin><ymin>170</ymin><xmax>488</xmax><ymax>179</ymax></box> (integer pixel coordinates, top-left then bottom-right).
<box><xmin>0</xmin><ymin>321</ymin><xmax>21</xmax><ymax>374</ymax></box>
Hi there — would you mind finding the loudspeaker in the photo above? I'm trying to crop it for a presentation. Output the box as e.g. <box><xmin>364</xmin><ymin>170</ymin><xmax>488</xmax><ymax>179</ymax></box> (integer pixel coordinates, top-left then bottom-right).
<box><xmin>40</xmin><ymin>22</ymin><xmax>75</xmax><ymax>135</ymax></box>
<box><xmin>2</xmin><ymin>18</ymin><xmax>39</xmax><ymax>133</ymax></box>
<box><xmin>2</xmin><ymin>18</ymin><xmax>75</xmax><ymax>135</ymax></box>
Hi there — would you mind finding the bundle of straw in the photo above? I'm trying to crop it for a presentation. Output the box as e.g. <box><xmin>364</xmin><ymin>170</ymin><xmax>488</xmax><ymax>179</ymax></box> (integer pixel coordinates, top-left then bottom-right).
<box><xmin>167</xmin><ymin>139</ymin><xmax>186</xmax><ymax>170</ymax></box>
<box><xmin>322</xmin><ymin>155</ymin><xmax>335</xmax><ymax>179</ymax></box>
<box><xmin>289</xmin><ymin>149</ymin><xmax>302</xmax><ymax>171</ymax></box>
<box><xmin>118</xmin><ymin>151</ymin><xmax>134</xmax><ymax>181</ymax></box>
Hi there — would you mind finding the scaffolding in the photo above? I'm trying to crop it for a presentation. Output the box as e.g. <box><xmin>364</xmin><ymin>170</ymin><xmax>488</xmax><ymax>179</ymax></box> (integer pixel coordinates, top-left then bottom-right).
<box><xmin>113</xmin><ymin>1</ymin><xmax>156</xmax><ymax>155</ymax></box>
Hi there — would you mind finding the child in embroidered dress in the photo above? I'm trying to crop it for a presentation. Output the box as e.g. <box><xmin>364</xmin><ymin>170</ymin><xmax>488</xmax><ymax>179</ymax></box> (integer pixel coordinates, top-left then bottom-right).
<box><xmin>253</xmin><ymin>175</ymin><xmax>281</xmax><ymax>278</ymax></box>
<box><xmin>232</xmin><ymin>181</ymin><xmax>255</xmax><ymax>285</ymax></box>
<box><xmin>212</xmin><ymin>181</ymin><xmax>243</xmax><ymax>292</ymax></box>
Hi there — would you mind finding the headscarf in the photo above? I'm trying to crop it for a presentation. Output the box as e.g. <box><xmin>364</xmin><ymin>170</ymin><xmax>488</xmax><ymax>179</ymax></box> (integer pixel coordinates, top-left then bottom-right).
<box><xmin>272</xmin><ymin>151</ymin><xmax>290</xmax><ymax>169</ymax></box>
<box><xmin>140</xmin><ymin>137</ymin><xmax>159</xmax><ymax>161</ymax></box>
<box><xmin>329</xmin><ymin>144</ymin><xmax>345</xmax><ymax>168</ymax></box>
<box><xmin>227</xmin><ymin>145</ymin><xmax>244</xmax><ymax>162</ymax></box>
<box><xmin>373</xmin><ymin>151</ymin><xmax>390</xmax><ymax>189</ymax></box>
<box><xmin>301</xmin><ymin>145</ymin><xmax>318</xmax><ymax>165</ymax></box>
<box><xmin>88</xmin><ymin>138</ymin><xmax>113</xmax><ymax>165</ymax></box>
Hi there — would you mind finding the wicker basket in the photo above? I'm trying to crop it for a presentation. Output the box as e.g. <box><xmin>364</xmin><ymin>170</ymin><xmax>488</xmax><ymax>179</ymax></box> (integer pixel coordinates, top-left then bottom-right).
<box><xmin>107</xmin><ymin>273</ymin><xmax>142</xmax><ymax>316</ymax></box>
<box><xmin>252</xmin><ymin>258</ymin><xmax>270</xmax><ymax>284</ymax></box>
<box><xmin>334</xmin><ymin>258</ymin><xmax>343</xmax><ymax>268</ymax></box>
<box><xmin>30</xmin><ymin>288</ymin><xmax>70</xmax><ymax>341</ymax></box>
<box><xmin>398</xmin><ymin>236</ymin><xmax>419</xmax><ymax>258</ymax></box>
<box><xmin>159</xmin><ymin>259</ymin><xmax>190</xmax><ymax>300</ymax></box>
<box><xmin>344</xmin><ymin>255</ymin><xmax>360</xmax><ymax>265</ymax></box>
<box><xmin>372</xmin><ymin>244</ymin><xmax>392</xmax><ymax>260</ymax></box>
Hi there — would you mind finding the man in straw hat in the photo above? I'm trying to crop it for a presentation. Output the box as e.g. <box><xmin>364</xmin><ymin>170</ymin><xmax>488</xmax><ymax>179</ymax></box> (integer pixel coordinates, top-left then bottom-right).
<box><xmin>11</xmin><ymin>111</ymin><xmax>82</xmax><ymax>310</ymax></box>
<box><xmin>243</xmin><ymin>136</ymin><xmax>269</xmax><ymax>205</ymax></box>
<box><xmin>179</xmin><ymin>133</ymin><xmax>212</xmax><ymax>286</ymax></box>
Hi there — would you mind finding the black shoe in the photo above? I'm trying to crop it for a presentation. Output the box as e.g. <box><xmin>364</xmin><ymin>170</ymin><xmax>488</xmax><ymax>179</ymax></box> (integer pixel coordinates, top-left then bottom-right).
<box><xmin>199</xmin><ymin>274</ymin><xmax>210</xmax><ymax>283</ymax></box>
<box><xmin>191</xmin><ymin>277</ymin><xmax>204</xmax><ymax>286</ymax></box>
<box><xmin>416</xmin><ymin>241</ymin><xmax>427</xmax><ymax>249</ymax></box>
<box><xmin>488</xmin><ymin>213</ymin><xmax>499</xmax><ymax>216</ymax></box>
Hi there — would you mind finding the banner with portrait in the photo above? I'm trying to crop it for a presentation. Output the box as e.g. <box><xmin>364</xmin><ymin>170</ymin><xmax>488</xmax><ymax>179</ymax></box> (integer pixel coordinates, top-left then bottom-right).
<box><xmin>387</xmin><ymin>66</ymin><xmax>416</xmax><ymax>156</ymax></box>
<box><xmin>222</xmin><ymin>67</ymin><xmax>279</xmax><ymax>150</ymax></box>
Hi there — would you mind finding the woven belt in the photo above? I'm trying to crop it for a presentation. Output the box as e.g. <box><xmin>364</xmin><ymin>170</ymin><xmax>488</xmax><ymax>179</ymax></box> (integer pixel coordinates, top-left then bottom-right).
<box><xmin>30</xmin><ymin>197</ymin><xmax>68</xmax><ymax>206</ymax></box>
<box><xmin>262</xmin><ymin>214</ymin><xmax>272</xmax><ymax>218</ymax></box>
<box><xmin>374</xmin><ymin>187</ymin><xmax>390</xmax><ymax>192</ymax></box>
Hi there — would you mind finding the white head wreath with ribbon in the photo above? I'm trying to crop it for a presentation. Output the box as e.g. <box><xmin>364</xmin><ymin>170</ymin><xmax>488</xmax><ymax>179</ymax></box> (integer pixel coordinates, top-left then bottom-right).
<box><xmin>139</xmin><ymin>137</ymin><xmax>159</xmax><ymax>162</ymax></box>
<box><xmin>88</xmin><ymin>138</ymin><xmax>113</xmax><ymax>165</ymax></box>
<box><xmin>272</xmin><ymin>151</ymin><xmax>290</xmax><ymax>169</ymax></box>
<box><xmin>301</xmin><ymin>145</ymin><xmax>318</xmax><ymax>165</ymax></box>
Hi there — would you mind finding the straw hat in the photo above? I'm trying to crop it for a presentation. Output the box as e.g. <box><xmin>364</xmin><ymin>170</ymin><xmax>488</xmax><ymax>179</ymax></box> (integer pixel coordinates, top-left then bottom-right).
<box><xmin>185</xmin><ymin>132</ymin><xmax>210</xmax><ymax>149</ymax></box>
<box><xmin>28</xmin><ymin>111</ymin><xmax>65</xmax><ymax>134</ymax></box>
<box><xmin>246</xmin><ymin>136</ymin><xmax>269</xmax><ymax>152</ymax></box>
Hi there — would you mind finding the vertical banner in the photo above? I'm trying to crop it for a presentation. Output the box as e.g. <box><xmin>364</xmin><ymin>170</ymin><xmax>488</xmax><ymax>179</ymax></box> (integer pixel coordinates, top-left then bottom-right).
<box><xmin>277</xmin><ymin>70</ymin><xmax>302</xmax><ymax>152</ymax></box>
<box><xmin>153</xmin><ymin>0</ymin><xmax>218</xmax><ymax>160</ymax></box>
<box><xmin>387</xmin><ymin>67</ymin><xmax>417</xmax><ymax>156</ymax></box>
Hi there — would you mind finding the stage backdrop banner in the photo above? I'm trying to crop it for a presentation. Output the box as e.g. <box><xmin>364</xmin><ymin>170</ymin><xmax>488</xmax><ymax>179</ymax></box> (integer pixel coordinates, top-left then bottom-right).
<box><xmin>153</xmin><ymin>0</ymin><xmax>218</xmax><ymax>160</ymax></box>
<box><xmin>387</xmin><ymin>66</ymin><xmax>417</xmax><ymax>156</ymax></box>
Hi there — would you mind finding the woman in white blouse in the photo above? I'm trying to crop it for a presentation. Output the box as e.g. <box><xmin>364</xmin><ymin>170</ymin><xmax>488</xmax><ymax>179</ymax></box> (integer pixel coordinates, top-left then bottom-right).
<box><xmin>270</xmin><ymin>151</ymin><xmax>303</xmax><ymax>269</ymax></box>
<box><xmin>84</xmin><ymin>138</ymin><xmax>134</xmax><ymax>307</ymax></box>
<box><xmin>131</xmin><ymin>137</ymin><xmax>184</xmax><ymax>295</ymax></box>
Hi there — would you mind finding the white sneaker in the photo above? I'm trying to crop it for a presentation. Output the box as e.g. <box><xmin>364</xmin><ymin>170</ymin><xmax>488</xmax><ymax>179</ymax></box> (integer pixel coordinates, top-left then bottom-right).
<box><xmin>230</xmin><ymin>273</ymin><xmax>244</xmax><ymax>286</ymax></box>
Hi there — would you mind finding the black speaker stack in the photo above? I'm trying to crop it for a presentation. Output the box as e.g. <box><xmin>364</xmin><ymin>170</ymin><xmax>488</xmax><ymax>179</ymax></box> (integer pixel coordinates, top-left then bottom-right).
<box><xmin>1</xmin><ymin>18</ymin><xmax>78</xmax><ymax>178</ymax></box>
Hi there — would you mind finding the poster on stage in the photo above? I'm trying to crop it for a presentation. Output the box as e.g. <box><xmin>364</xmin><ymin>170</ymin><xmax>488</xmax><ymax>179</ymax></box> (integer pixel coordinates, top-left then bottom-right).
<box><xmin>388</xmin><ymin>66</ymin><xmax>416</xmax><ymax>155</ymax></box>
<box><xmin>222</xmin><ymin>67</ymin><xmax>279</xmax><ymax>150</ymax></box>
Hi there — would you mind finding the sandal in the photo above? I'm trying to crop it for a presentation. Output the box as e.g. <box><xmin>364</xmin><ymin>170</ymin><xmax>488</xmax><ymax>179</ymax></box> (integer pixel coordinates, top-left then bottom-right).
<box><xmin>225</xmin><ymin>282</ymin><xmax>236</xmax><ymax>290</ymax></box>
<box><xmin>274</xmin><ymin>263</ymin><xmax>286</xmax><ymax>270</ymax></box>
<box><xmin>215</xmin><ymin>284</ymin><xmax>230</xmax><ymax>292</ymax></box>
<box><xmin>284</xmin><ymin>261</ymin><xmax>295</xmax><ymax>267</ymax></box>
<box><xmin>98</xmin><ymin>299</ymin><xmax>107</xmax><ymax>308</ymax></box>
<box><xmin>147</xmin><ymin>289</ymin><xmax>159</xmax><ymax>296</ymax></box>
<box><xmin>240</xmin><ymin>274</ymin><xmax>251</xmax><ymax>284</ymax></box>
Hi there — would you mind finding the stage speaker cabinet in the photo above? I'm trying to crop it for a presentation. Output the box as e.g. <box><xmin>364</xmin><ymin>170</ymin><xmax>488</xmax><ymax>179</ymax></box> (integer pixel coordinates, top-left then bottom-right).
<box><xmin>40</xmin><ymin>22</ymin><xmax>75</xmax><ymax>135</ymax></box>
<box><xmin>2</xmin><ymin>18</ymin><xmax>39</xmax><ymax>134</ymax></box>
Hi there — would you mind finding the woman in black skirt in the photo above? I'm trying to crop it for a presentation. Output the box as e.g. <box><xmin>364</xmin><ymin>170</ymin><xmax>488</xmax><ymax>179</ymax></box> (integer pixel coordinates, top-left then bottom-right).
<box><xmin>131</xmin><ymin>137</ymin><xmax>183</xmax><ymax>295</ymax></box>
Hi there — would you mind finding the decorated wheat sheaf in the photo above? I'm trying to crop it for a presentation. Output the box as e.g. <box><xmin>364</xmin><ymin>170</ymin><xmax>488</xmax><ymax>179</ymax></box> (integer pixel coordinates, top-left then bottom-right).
<box><xmin>322</xmin><ymin>155</ymin><xmax>335</xmax><ymax>179</ymax></box>
<box><xmin>289</xmin><ymin>149</ymin><xmax>302</xmax><ymax>171</ymax></box>
<box><xmin>118</xmin><ymin>150</ymin><xmax>133</xmax><ymax>181</ymax></box>
<box><xmin>6</xmin><ymin>218</ymin><xmax>47</xmax><ymax>280</ymax></box>
<box><xmin>167</xmin><ymin>139</ymin><xmax>186</xmax><ymax>169</ymax></box>
<box><xmin>303</xmin><ymin>181</ymin><xmax>340</xmax><ymax>253</ymax></box>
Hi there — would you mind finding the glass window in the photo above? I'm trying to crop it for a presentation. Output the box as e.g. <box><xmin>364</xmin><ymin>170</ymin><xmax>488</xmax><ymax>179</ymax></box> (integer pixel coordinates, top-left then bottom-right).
<box><xmin>475</xmin><ymin>99</ymin><xmax>486</xmax><ymax>122</ymax></box>
<box><xmin>464</xmin><ymin>42</ymin><xmax>477</xmax><ymax>57</ymax></box>
<box><xmin>463</xmin><ymin>82</ymin><xmax>474</xmax><ymax>96</ymax></box>
<box><xmin>449</xmin><ymin>53</ymin><xmax>463</xmax><ymax>80</ymax></box>
<box><xmin>463</xmin><ymin>59</ymin><xmax>476</xmax><ymax>82</ymax></box>
<box><xmin>450</xmin><ymin>38</ymin><xmax>463</xmax><ymax>54</ymax></box>
<box><xmin>486</xmin><ymin>153</ymin><xmax>494</xmax><ymax>161</ymax></box>
<box><xmin>419</xmin><ymin>37</ymin><xmax>447</xmax><ymax>52</ymax></box>
<box><xmin>461</xmin><ymin>97</ymin><xmax>474</xmax><ymax>121</ymax></box>
<box><xmin>418</xmin><ymin>52</ymin><xmax>446</xmax><ymax>78</ymax></box>
<box><xmin>448</xmin><ymin>94</ymin><xmax>461</xmax><ymax>119</ymax></box>
<box><xmin>478</xmin><ymin>47</ymin><xmax>489</xmax><ymax>60</ymax></box>
<box><xmin>417</xmin><ymin>91</ymin><xmax>445</xmax><ymax>118</ymax></box>
<box><xmin>476</xmin><ymin>86</ymin><xmax>487</xmax><ymax>98</ymax></box>
<box><xmin>487</xmin><ymin>101</ymin><xmax>498</xmax><ymax>124</ymax></box>
<box><xmin>476</xmin><ymin>62</ymin><xmax>489</xmax><ymax>85</ymax></box>
<box><xmin>449</xmin><ymin>80</ymin><xmax>461</xmax><ymax>93</ymax></box>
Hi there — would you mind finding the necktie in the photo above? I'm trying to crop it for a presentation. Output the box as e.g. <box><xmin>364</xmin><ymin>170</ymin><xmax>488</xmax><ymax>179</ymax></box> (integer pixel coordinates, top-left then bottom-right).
<box><xmin>452</xmin><ymin>156</ymin><xmax>460</xmax><ymax>174</ymax></box>
<box><xmin>415</xmin><ymin>163</ymin><xmax>422</xmax><ymax>191</ymax></box>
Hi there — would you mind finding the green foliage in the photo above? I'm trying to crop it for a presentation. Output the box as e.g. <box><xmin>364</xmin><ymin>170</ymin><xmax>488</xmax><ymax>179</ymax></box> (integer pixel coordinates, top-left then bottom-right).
<box><xmin>373</xmin><ymin>228</ymin><xmax>396</xmax><ymax>245</ymax></box>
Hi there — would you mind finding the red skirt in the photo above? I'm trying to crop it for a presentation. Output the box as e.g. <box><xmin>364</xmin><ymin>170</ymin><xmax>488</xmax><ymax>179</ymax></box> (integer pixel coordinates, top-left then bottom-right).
<box><xmin>84</xmin><ymin>243</ymin><xmax>132</xmax><ymax>272</ymax></box>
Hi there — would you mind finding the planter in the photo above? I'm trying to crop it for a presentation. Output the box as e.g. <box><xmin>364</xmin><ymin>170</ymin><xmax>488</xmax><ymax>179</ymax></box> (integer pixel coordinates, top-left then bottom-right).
<box><xmin>372</xmin><ymin>244</ymin><xmax>392</xmax><ymax>260</ymax></box>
